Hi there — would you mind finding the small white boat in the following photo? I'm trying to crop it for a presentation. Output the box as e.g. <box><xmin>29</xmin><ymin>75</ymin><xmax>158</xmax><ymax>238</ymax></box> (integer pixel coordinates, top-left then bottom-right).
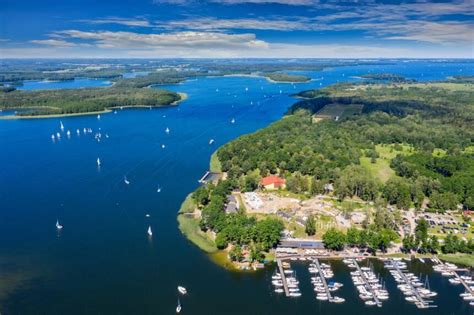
<box><xmin>209</xmin><ymin>139</ymin><xmax>214</xmax><ymax>145</ymax></box>
<box><xmin>176</xmin><ymin>299</ymin><xmax>181</xmax><ymax>313</ymax></box>
<box><xmin>161</xmin><ymin>144</ymin><xmax>166</xmax><ymax>149</ymax></box>
<box><xmin>147</xmin><ymin>226</ymin><xmax>153</xmax><ymax>236</ymax></box>
<box><xmin>97</xmin><ymin>114</ymin><xmax>101</xmax><ymax>120</ymax></box>
<box><xmin>124</xmin><ymin>176</ymin><xmax>130</xmax><ymax>185</ymax></box>
<box><xmin>365</xmin><ymin>300</ymin><xmax>376</xmax><ymax>306</ymax></box>
<box><xmin>76</xmin><ymin>129</ymin><xmax>80</xmax><ymax>135</ymax></box>
<box><xmin>245</xmin><ymin>87</ymin><xmax>248</xmax><ymax>91</ymax></box>
<box><xmin>289</xmin><ymin>292</ymin><xmax>301</xmax><ymax>297</ymax></box>
<box><xmin>274</xmin><ymin>288</ymin><xmax>284</xmax><ymax>293</ymax></box>
<box><xmin>418</xmin><ymin>258</ymin><xmax>425</xmax><ymax>263</ymax></box>
<box><xmin>178</xmin><ymin>286</ymin><xmax>187</xmax><ymax>295</ymax></box>
<box><xmin>56</xmin><ymin>219</ymin><xmax>63</xmax><ymax>230</ymax></box>
<box><xmin>215</xmin><ymin>88</ymin><xmax>219</xmax><ymax>92</ymax></box>
<box><xmin>51</xmin><ymin>134</ymin><xmax>55</xmax><ymax>140</ymax></box>
<box><xmin>157</xmin><ymin>187</ymin><xmax>161</xmax><ymax>193</ymax></box>
<box><xmin>56</xmin><ymin>132</ymin><xmax>61</xmax><ymax>138</ymax></box>
<box><xmin>165</xmin><ymin>127</ymin><xmax>170</xmax><ymax>134</ymax></box>
<box><xmin>145</xmin><ymin>214</ymin><xmax>150</xmax><ymax>218</ymax></box>
<box><xmin>97</xmin><ymin>158</ymin><xmax>101</xmax><ymax>167</ymax></box>
<box><xmin>60</xmin><ymin>121</ymin><xmax>64</xmax><ymax>131</ymax></box>
<box><xmin>230</xmin><ymin>118</ymin><xmax>235</xmax><ymax>124</ymax></box>
<box><xmin>66</xmin><ymin>130</ymin><xmax>71</xmax><ymax>137</ymax></box>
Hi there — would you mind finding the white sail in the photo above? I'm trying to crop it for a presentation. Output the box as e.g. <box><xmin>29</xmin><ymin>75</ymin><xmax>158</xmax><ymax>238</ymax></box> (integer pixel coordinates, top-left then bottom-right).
<box><xmin>97</xmin><ymin>158</ymin><xmax>101</xmax><ymax>166</ymax></box>
<box><xmin>56</xmin><ymin>219</ymin><xmax>63</xmax><ymax>230</ymax></box>
<box><xmin>147</xmin><ymin>226</ymin><xmax>153</xmax><ymax>236</ymax></box>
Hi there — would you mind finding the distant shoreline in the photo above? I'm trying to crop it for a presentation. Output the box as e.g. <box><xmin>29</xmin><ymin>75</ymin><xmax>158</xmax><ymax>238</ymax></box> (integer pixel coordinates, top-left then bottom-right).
<box><xmin>0</xmin><ymin>92</ymin><xmax>188</xmax><ymax>120</ymax></box>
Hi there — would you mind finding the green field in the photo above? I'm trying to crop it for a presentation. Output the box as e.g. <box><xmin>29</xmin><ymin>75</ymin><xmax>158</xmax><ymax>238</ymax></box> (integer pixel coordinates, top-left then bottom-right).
<box><xmin>359</xmin><ymin>144</ymin><xmax>412</xmax><ymax>183</ymax></box>
<box><xmin>439</xmin><ymin>253</ymin><xmax>474</xmax><ymax>267</ymax></box>
<box><xmin>315</xmin><ymin>103</ymin><xmax>363</xmax><ymax>120</ymax></box>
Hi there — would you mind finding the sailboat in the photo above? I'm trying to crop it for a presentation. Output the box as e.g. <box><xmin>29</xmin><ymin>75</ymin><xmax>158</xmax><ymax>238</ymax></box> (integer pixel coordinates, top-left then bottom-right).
<box><xmin>76</xmin><ymin>129</ymin><xmax>80</xmax><ymax>135</ymax></box>
<box><xmin>230</xmin><ymin>118</ymin><xmax>235</xmax><ymax>124</ymax></box>
<box><xmin>51</xmin><ymin>134</ymin><xmax>55</xmax><ymax>140</ymax></box>
<box><xmin>97</xmin><ymin>158</ymin><xmax>101</xmax><ymax>167</ymax></box>
<box><xmin>66</xmin><ymin>130</ymin><xmax>71</xmax><ymax>137</ymax></box>
<box><xmin>60</xmin><ymin>121</ymin><xmax>64</xmax><ymax>131</ymax></box>
<box><xmin>161</xmin><ymin>144</ymin><xmax>166</xmax><ymax>149</ymax></box>
<box><xmin>56</xmin><ymin>219</ymin><xmax>63</xmax><ymax>230</ymax></box>
<box><xmin>176</xmin><ymin>299</ymin><xmax>181</xmax><ymax>313</ymax></box>
<box><xmin>97</xmin><ymin>114</ymin><xmax>101</xmax><ymax>120</ymax></box>
<box><xmin>147</xmin><ymin>226</ymin><xmax>153</xmax><ymax>236</ymax></box>
<box><xmin>124</xmin><ymin>176</ymin><xmax>130</xmax><ymax>185</ymax></box>
<box><xmin>209</xmin><ymin>139</ymin><xmax>214</xmax><ymax>145</ymax></box>
<box><xmin>157</xmin><ymin>187</ymin><xmax>161</xmax><ymax>193</ymax></box>
<box><xmin>245</xmin><ymin>87</ymin><xmax>248</xmax><ymax>91</ymax></box>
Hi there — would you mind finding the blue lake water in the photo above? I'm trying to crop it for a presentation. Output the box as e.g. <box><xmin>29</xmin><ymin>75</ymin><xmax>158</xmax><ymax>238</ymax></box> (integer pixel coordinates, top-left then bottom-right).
<box><xmin>17</xmin><ymin>78</ymin><xmax>112</xmax><ymax>90</ymax></box>
<box><xmin>0</xmin><ymin>61</ymin><xmax>473</xmax><ymax>314</ymax></box>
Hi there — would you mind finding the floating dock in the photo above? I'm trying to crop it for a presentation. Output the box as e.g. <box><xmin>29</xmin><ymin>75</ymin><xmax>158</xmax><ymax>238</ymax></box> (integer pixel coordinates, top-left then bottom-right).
<box><xmin>351</xmin><ymin>258</ymin><xmax>382</xmax><ymax>307</ymax></box>
<box><xmin>388</xmin><ymin>258</ymin><xmax>436</xmax><ymax>309</ymax></box>
<box><xmin>276</xmin><ymin>258</ymin><xmax>290</xmax><ymax>297</ymax></box>
<box><xmin>312</xmin><ymin>258</ymin><xmax>334</xmax><ymax>302</ymax></box>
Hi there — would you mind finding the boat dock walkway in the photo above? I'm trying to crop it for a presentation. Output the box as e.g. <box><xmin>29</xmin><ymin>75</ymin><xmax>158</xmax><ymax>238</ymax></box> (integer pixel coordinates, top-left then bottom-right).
<box><xmin>390</xmin><ymin>258</ymin><xmax>434</xmax><ymax>309</ymax></box>
<box><xmin>432</xmin><ymin>257</ymin><xmax>472</xmax><ymax>295</ymax></box>
<box><xmin>351</xmin><ymin>258</ymin><xmax>382</xmax><ymax>307</ymax></box>
<box><xmin>313</xmin><ymin>258</ymin><xmax>334</xmax><ymax>302</ymax></box>
<box><xmin>276</xmin><ymin>258</ymin><xmax>290</xmax><ymax>297</ymax></box>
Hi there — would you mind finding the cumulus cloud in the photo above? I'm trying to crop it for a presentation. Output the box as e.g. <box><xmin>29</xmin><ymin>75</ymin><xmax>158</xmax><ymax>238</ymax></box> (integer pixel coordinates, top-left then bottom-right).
<box><xmin>52</xmin><ymin>30</ymin><xmax>268</xmax><ymax>50</ymax></box>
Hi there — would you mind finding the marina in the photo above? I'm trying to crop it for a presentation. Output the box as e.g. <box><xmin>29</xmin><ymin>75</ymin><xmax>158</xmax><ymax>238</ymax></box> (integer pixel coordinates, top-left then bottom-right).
<box><xmin>432</xmin><ymin>257</ymin><xmax>474</xmax><ymax>305</ymax></box>
<box><xmin>385</xmin><ymin>258</ymin><xmax>437</xmax><ymax>309</ymax></box>
<box><xmin>345</xmin><ymin>258</ymin><xmax>384</xmax><ymax>307</ymax></box>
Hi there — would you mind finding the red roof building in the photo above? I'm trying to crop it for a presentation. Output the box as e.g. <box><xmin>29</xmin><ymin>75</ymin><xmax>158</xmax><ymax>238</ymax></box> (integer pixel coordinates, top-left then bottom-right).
<box><xmin>260</xmin><ymin>175</ymin><xmax>286</xmax><ymax>190</ymax></box>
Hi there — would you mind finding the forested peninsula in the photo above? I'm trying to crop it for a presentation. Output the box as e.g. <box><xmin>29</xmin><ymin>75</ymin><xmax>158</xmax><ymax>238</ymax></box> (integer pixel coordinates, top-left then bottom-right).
<box><xmin>179</xmin><ymin>80</ymin><xmax>474</xmax><ymax>269</ymax></box>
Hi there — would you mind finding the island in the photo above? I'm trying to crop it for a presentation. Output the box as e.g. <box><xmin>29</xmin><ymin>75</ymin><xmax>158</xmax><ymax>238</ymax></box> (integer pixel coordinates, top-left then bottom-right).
<box><xmin>178</xmin><ymin>81</ymin><xmax>474</xmax><ymax>270</ymax></box>
<box><xmin>358</xmin><ymin>73</ymin><xmax>414</xmax><ymax>82</ymax></box>
<box><xmin>0</xmin><ymin>87</ymin><xmax>184</xmax><ymax>118</ymax></box>
<box><xmin>265</xmin><ymin>72</ymin><xmax>311</xmax><ymax>83</ymax></box>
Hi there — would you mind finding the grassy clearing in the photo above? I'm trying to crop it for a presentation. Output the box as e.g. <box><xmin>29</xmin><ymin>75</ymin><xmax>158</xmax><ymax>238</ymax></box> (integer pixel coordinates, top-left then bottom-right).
<box><xmin>439</xmin><ymin>253</ymin><xmax>474</xmax><ymax>267</ymax></box>
<box><xmin>210</xmin><ymin>150</ymin><xmax>222</xmax><ymax>173</ymax></box>
<box><xmin>315</xmin><ymin>103</ymin><xmax>363</xmax><ymax>120</ymax></box>
<box><xmin>360</xmin><ymin>143</ymin><xmax>413</xmax><ymax>183</ymax></box>
<box><xmin>177</xmin><ymin>214</ymin><xmax>218</xmax><ymax>253</ymax></box>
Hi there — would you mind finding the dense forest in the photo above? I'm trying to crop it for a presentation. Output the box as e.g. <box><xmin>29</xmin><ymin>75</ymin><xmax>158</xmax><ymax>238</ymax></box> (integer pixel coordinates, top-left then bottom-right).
<box><xmin>217</xmin><ymin>82</ymin><xmax>474</xmax><ymax>210</ymax></box>
<box><xmin>265</xmin><ymin>72</ymin><xmax>311</xmax><ymax>83</ymax></box>
<box><xmin>0</xmin><ymin>87</ymin><xmax>181</xmax><ymax>116</ymax></box>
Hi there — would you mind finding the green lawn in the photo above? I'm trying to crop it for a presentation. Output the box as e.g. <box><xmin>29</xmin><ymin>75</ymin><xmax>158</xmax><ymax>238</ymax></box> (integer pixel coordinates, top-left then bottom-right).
<box><xmin>439</xmin><ymin>253</ymin><xmax>474</xmax><ymax>267</ymax></box>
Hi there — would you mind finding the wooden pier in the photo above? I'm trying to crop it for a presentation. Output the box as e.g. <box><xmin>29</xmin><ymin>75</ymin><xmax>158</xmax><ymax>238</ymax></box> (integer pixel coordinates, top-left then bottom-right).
<box><xmin>276</xmin><ymin>258</ymin><xmax>290</xmax><ymax>297</ymax></box>
<box><xmin>312</xmin><ymin>258</ymin><xmax>334</xmax><ymax>302</ymax></box>
<box><xmin>351</xmin><ymin>258</ymin><xmax>382</xmax><ymax>307</ymax></box>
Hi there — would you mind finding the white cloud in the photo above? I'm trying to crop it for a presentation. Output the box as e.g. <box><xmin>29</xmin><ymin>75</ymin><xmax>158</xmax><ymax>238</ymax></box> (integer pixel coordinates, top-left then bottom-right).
<box><xmin>8</xmin><ymin>29</ymin><xmax>473</xmax><ymax>58</ymax></box>
<box><xmin>53</xmin><ymin>30</ymin><xmax>268</xmax><ymax>50</ymax></box>
<box><xmin>78</xmin><ymin>17</ymin><xmax>152</xmax><ymax>27</ymax></box>
<box><xmin>30</xmin><ymin>39</ymin><xmax>77</xmax><ymax>47</ymax></box>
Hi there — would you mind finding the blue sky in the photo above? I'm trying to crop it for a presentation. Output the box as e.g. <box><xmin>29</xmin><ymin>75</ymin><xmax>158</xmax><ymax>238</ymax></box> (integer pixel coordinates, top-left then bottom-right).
<box><xmin>1</xmin><ymin>0</ymin><xmax>473</xmax><ymax>58</ymax></box>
